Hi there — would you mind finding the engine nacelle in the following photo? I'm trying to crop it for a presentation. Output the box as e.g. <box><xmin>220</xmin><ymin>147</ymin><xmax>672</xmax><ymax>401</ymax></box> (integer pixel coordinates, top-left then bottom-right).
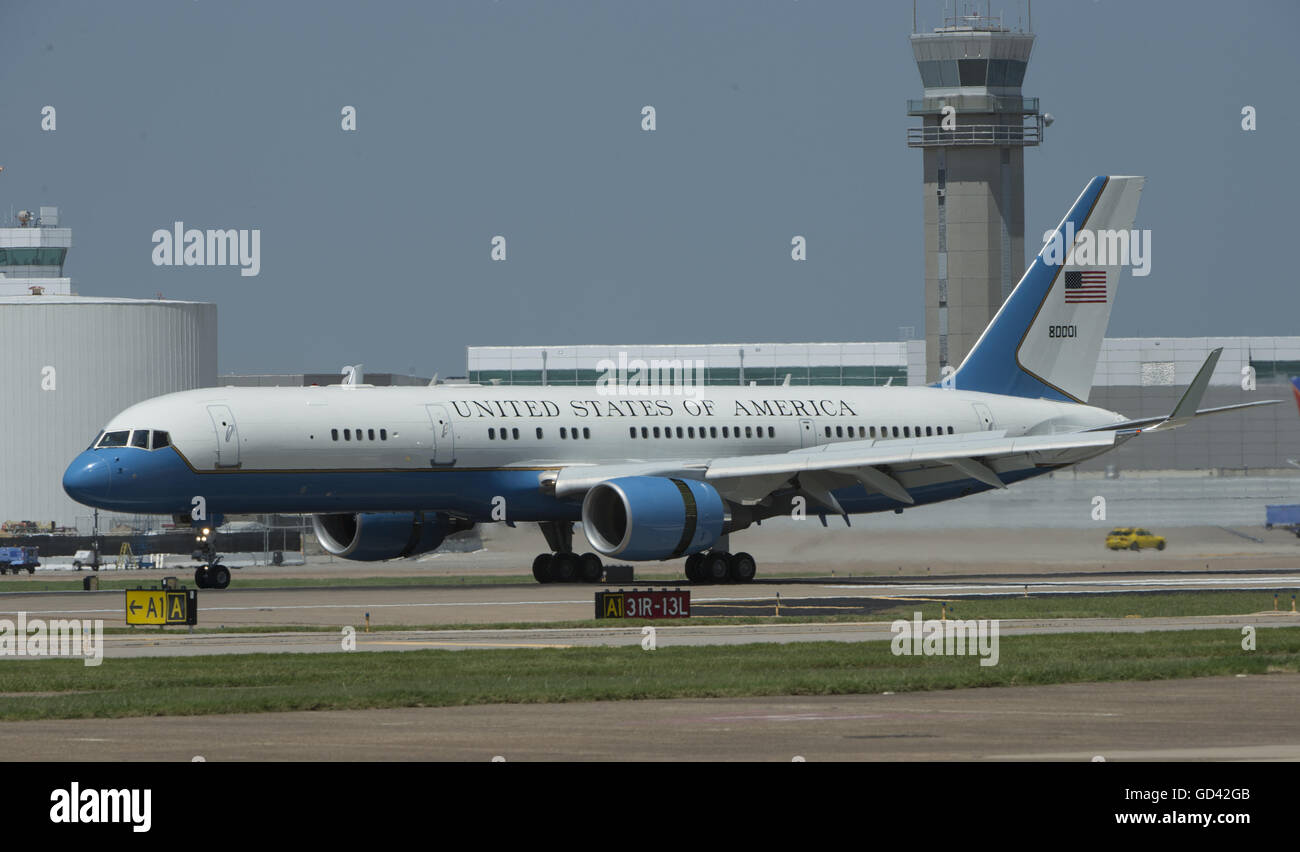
<box><xmin>312</xmin><ymin>511</ymin><xmax>463</xmax><ymax>561</ymax></box>
<box><xmin>581</xmin><ymin>476</ymin><xmax>726</xmax><ymax>561</ymax></box>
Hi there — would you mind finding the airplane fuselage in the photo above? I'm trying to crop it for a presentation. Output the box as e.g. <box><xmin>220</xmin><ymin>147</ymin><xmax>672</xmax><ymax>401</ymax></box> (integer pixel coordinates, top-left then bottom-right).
<box><xmin>63</xmin><ymin>383</ymin><xmax>1126</xmax><ymax>521</ymax></box>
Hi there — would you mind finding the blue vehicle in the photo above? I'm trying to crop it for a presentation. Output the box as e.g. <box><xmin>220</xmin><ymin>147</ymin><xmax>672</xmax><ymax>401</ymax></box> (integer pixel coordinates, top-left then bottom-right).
<box><xmin>1265</xmin><ymin>505</ymin><xmax>1300</xmax><ymax>538</ymax></box>
<box><xmin>0</xmin><ymin>546</ymin><xmax>40</xmax><ymax>575</ymax></box>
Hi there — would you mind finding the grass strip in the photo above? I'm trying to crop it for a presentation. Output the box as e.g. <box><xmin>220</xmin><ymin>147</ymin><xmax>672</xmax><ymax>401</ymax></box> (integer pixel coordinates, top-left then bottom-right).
<box><xmin>0</xmin><ymin>627</ymin><xmax>1296</xmax><ymax>721</ymax></box>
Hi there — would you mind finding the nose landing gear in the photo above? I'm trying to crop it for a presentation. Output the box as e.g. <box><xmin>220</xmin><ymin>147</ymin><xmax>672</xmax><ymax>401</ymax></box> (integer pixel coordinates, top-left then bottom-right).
<box><xmin>191</xmin><ymin>525</ymin><xmax>231</xmax><ymax>589</ymax></box>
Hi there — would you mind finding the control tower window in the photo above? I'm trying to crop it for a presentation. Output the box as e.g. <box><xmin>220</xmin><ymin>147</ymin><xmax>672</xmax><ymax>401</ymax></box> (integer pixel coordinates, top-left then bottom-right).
<box><xmin>958</xmin><ymin>59</ymin><xmax>987</xmax><ymax>87</ymax></box>
<box><xmin>988</xmin><ymin>59</ymin><xmax>1026</xmax><ymax>87</ymax></box>
<box><xmin>932</xmin><ymin>59</ymin><xmax>959</xmax><ymax>87</ymax></box>
<box><xmin>130</xmin><ymin>430</ymin><xmax>149</xmax><ymax>449</ymax></box>
<box><xmin>97</xmin><ymin>431</ymin><xmax>130</xmax><ymax>449</ymax></box>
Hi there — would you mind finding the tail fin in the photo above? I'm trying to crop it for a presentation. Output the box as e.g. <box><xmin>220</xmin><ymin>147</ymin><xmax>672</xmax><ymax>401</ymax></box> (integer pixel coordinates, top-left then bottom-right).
<box><xmin>943</xmin><ymin>176</ymin><xmax>1145</xmax><ymax>402</ymax></box>
<box><xmin>1291</xmin><ymin>377</ymin><xmax>1300</xmax><ymax>415</ymax></box>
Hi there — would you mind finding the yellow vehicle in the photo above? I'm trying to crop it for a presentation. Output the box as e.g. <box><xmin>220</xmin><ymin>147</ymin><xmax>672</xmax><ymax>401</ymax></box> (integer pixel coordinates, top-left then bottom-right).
<box><xmin>1106</xmin><ymin>527</ymin><xmax>1167</xmax><ymax>551</ymax></box>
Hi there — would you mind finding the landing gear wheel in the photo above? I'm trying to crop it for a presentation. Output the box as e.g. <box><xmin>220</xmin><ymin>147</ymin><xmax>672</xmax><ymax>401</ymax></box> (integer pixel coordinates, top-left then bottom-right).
<box><xmin>579</xmin><ymin>553</ymin><xmax>603</xmax><ymax>583</ymax></box>
<box><xmin>684</xmin><ymin>553</ymin><xmax>704</xmax><ymax>583</ymax></box>
<box><xmin>701</xmin><ymin>551</ymin><xmax>731</xmax><ymax>584</ymax></box>
<box><xmin>210</xmin><ymin>565</ymin><xmax>231</xmax><ymax>590</ymax></box>
<box><xmin>728</xmin><ymin>552</ymin><xmax>757</xmax><ymax>583</ymax></box>
<box><xmin>551</xmin><ymin>552</ymin><xmax>580</xmax><ymax>583</ymax></box>
<box><xmin>195</xmin><ymin>566</ymin><xmax>210</xmax><ymax>589</ymax></box>
<box><xmin>532</xmin><ymin>553</ymin><xmax>554</xmax><ymax>584</ymax></box>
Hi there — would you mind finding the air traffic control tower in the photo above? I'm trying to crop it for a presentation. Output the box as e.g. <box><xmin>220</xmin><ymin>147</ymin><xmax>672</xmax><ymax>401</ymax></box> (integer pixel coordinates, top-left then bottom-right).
<box><xmin>907</xmin><ymin>8</ymin><xmax>1043</xmax><ymax>381</ymax></box>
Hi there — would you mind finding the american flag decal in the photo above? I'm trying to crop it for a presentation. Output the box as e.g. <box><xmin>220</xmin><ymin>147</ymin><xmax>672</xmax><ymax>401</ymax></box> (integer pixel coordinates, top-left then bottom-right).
<box><xmin>1064</xmin><ymin>269</ymin><xmax>1107</xmax><ymax>303</ymax></box>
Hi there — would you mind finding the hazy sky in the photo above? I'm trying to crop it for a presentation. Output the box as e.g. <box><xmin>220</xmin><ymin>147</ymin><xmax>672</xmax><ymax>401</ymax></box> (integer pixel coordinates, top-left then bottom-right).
<box><xmin>2</xmin><ymin>0</ymin><xmax>1296</xmax><ymax>377</ymax></box>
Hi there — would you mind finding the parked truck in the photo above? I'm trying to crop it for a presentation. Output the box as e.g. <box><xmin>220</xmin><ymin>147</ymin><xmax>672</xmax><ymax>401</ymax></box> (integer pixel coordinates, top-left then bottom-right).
<box><xmin>0</xmin><ymin>546</ymin><xmax>40</xmax><ymax>575</ymax></box>
<box><xmin>1265</xmin><ymin>505</ymin><xmax>1300</xmax><ymax>537</ymax></box>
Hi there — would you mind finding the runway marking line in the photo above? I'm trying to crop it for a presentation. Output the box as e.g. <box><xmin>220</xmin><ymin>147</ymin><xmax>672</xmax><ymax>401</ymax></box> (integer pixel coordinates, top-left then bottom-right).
<box><xmin>361</xmin><ymin>640</ymin><xmax>573</xmax><ymax>649</ymax></box>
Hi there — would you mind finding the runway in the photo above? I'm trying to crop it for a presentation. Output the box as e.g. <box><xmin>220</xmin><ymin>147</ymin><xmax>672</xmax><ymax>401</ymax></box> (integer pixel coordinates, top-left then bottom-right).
<box><xmin>0</xmin><ymin>674</ymin><xmax>1294</xmax><ymax>761</ymax></box>
<box><xmin>2</xmin><ymin>570</ymin><xmax>1299</xmax><ymax>633</ymax></box>
<box><xmin>0</xmin><ymin>612</ymin><xmax>1294</xmax><ymax>658</ymax></box>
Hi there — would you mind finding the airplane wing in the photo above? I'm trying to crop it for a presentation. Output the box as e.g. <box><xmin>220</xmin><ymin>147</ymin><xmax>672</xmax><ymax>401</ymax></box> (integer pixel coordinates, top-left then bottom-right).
<box><xmin>553</xmin><ymin>429</ymin><xmax>1121</xmax><ymax>512</ymax></box>
<box><xmin>552</xmin><ymin>349</ymin><xmax>1278</xmax><ymax>512</ymax></box>
<box><xmin>1082</xmin><ymin>349</ymin><xmax>1281</xmax><ymax>433</ymax></box>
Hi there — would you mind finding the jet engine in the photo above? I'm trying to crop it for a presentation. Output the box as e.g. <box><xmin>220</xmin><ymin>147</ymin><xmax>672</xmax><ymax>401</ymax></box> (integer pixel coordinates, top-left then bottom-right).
<box><xmin>581</xmin><ymin>476</ymin><xmax>727</xmax><ymax>561</ymax></box>
<box><xmin>312</xmin><ymin>511</ymin><xmax>468</xmax><ymax>561</ymax></box>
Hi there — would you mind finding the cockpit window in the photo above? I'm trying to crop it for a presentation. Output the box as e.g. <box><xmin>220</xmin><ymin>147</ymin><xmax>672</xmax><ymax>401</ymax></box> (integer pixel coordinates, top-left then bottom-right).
<box><xmin>97</xmin><ymin>431</ymin><xmax>130</xmax><ymax>448</ymax></box>
<box><xmin>130</xmin><ymin>430</ymin><xmax>150</xmax><ymax>449</ymax></box>
<box><xmin>152</xmin><ymin>431</ymin><xmax>171</xmax><ymax>449</ymax></box>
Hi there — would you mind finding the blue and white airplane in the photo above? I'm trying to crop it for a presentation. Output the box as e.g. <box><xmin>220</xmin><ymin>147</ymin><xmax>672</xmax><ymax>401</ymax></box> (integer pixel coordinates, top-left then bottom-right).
<box><xmin>63</xmin><ymin>177</ymin><xmax>1277</xmax><ymax>588</ymax></box>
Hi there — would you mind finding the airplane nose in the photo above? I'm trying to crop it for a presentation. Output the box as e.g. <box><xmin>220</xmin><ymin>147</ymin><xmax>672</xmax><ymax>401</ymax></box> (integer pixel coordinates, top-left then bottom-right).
<box><xmin>63</xmin><ymin>452</ymin><xmax>110</xmax><ymax>505</ymax></box>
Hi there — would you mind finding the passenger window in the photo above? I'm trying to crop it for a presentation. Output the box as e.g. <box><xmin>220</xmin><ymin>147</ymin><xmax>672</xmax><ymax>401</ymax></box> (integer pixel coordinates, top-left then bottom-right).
<box><xmin>710</xmin><ymin>427</ymin><xmax>718</xmax><ymax>438</ymax></box>
<box><xmin>344</xmin><ymin>429</ymin><xmax>352</xmax><ymax>441</ymax></box>
<box><xmin>664</xmin><ymin>427</ymin><xmax>672</xmax><ymax>439</ymax></box>
<box><xmin>869</xmin><ymin>426</ymin><xmax>876</xmax><ymax>438</ymax></box>
<box><xmin>688</xmin><ymin>426</ymin><xmax>695</xmax><ymax>438</ymax></box>
<box><xmin>630</xmin><ymin>427</ymin><xmax>637</xmax><ymax>438</ymax></box>
<box><xmin>641</xmin><ymin>427</ymin><xmax>648</xmax><ymax>438</ymax></box>
<box><xmin>559</xmin><ymin>427</ymin><xmax>567</xmax><ymax>439</ymax></box>
<box><xmin>926</xmin><ymin>426</ymin><xmax>933</xmax><ymax>436</ymax></box>
<box><xmin>892</xmin><ymin>427</ymin><xmax>899</xmax><ymax>438</ymax></box>
<box><xmin>903</xmin><ymin>426</ymin><xmax>910</xmax><ymax>437</ymax></box>
<box><xmin>380</xmin><ymin>429</ymin><xmax>387</xmax><ymax>441</ymax></box>
<box><xmin>331</xmin><ymin>429</ymin><xmax>339</xmax><ymax>441</ymax></box>
<box><xmin>537</xmin><ymin>428</ymin><xmax>544</xmax><ymax>439</ymax></box>
<box><xmin>130</xmin><ymin>430</ymin><xmax>150</xmax><ymax>449</ymax></box>
<box><xmin>824</xmin><ymin>426</ymin><xmax>831</xmax><ymax>438</ymax></box>
<box><xmin>582</xmin><ymin>428</ymin><xmax>590</xmax><ymax>439</ymax></box>
<box><xmin>97</xmin><ymin>431</ymin><xmax>130</xmax><ymax>448</ymax></box>
<box><xmin>722</xmin><ymin>427</ymin><xmax>730</xmax><ymax>438</ymax></box>
<box><xmin>835</xmin><ymin>426</ymin><xmax>842</xmax><ymax>438</ymax></box>
<box><xmin>489</xmin><ymin>428</ymin><xmax>496</xmax><ymax>440</ymax></box>
<box><xmin>676</xmin><ymin>427</ymin><xmax>683</xmax><ymax>438</ymax></box>
<box><xmin>948</xmin><ymin>426</ymin><xmax>954</xmax><ymax>434</ymax></box>
<box><xmin>152</xmin><ymin>431</ymin><xmax>171</xmax><ymax>449</ymax></box>
<box><xmin>512</xmin><ymin>428</ymin><xmax>520</xmax><ymax>440</ymax></box>
<box><xmin>768</xmin><ymin>426</ymin><xmax>775</xmax><ymax>438</ymax></box>
<box><xmin>356</xmin><ymin>427</ymin><xmax>363</xmax><ymax>440</ymax></box>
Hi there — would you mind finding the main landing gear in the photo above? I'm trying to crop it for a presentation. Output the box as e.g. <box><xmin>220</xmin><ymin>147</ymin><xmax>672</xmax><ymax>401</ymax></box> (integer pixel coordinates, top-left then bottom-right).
<box><xmin>684</xmin><ymin>550</ymin><xmax>756</xmax><ymax>584</ymax></box>
<box><xmin>531</xmin><ymin>521</ymin><xmax>604</xmax><ymax>584</ymax></box>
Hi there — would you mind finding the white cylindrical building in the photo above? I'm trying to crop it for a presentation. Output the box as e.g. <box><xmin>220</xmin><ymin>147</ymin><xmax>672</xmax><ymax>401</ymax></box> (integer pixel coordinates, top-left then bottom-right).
<box><xmin>0</xmin><ymin>294</ymin><xmax>217</xmax><ymax>528</ymax></box>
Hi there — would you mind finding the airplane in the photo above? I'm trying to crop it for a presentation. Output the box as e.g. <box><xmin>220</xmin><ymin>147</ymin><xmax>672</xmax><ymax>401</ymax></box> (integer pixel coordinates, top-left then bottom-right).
<box><xmin>63</xmin><ymin>176</ymin><xmax>1280</xmax><ymax>588</ymax></box>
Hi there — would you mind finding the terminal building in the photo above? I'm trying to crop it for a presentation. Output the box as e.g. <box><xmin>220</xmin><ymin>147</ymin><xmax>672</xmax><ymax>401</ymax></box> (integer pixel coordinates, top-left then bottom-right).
<box><xmin>0</xmin><ymin>209</ymin><xmax>217</xmax><ymax>530</ymax></box>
